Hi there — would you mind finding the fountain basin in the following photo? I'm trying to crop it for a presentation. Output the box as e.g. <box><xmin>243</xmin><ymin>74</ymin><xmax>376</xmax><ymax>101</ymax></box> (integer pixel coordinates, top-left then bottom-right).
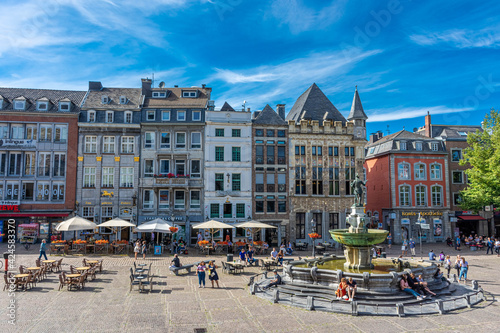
<box><xmin>330</xmin><ymin>229</ymin><xmax>389</xmax><ymax>247</ymax></box>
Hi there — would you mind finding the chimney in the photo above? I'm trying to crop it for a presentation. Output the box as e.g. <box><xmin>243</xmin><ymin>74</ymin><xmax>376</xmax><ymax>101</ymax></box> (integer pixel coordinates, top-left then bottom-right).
<box><xmin>88</xmin><ymin>81</ymin><xmax>103</xmax><ymax>91</ymax></box>
<box><xmin>201</xmin><ymin>84</ymin><xmax>206</xmax><ymax>88</ymax></box>
<box><xmin>141</xmin><ymin>78</ymin><xmax>152</xmax><ymax>96</ymax></box>
<box><xmin>424</xmin><ymin>111</ymin><xmax>431</xmax><ymax>137</ymax></box>
<box><xmin>276</xmin><ymin>104</ymin><xmax>286</xmax><ymax>120</ymax></box>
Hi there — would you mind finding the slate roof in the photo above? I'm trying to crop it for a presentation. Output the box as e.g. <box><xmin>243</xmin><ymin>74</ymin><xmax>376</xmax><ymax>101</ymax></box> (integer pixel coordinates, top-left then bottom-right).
<box><xmin>0</xmin><ymin>87</ymin><xmax>86</xmax><ymax>113</ymax></box>
<box><xmin>365</xmin><ymin>130</ymin><xmax>447</xmax><ymax>158</ymax></box>
<box><xmin>415</xmin><ymin>125</ymin><xmax>482</xmax><ymax>140</ymax></box>
<box><xmin>82</xmin><ymin>88</ymin><xmax>143</xmax><ymax>110</ymax></box>
<box><xmin>253</xmin><ymin>104</ymin><xmax>287</xmax><ymax>126</ymax></box>
<box><xmin>220</xmin><ymin>101</ymin><xmax>235</xmax><ymax>111</ymax></box>
<box><xmin>347</xmin><ymin>87</ymin><xmax>368</xmax><ymax>120</ymax></box>
<box><xmin>143</xmin><ymin>87</ymin><xmax>211</xmax><ymax>108</ymax></box>
<box><xmin>286</xmin><ymin>83</ymin><xmax>346</xmax><ymax>124</ymax></box>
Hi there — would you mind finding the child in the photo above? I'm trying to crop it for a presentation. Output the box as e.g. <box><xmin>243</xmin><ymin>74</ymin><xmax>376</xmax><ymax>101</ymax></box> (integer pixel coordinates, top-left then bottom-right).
<box><xmin>197</xmin><ymin>261</ymin><xmax>207</xmax><ymax>288</ymax></box>
<box><xmin>335</xmin><ymin>278</ymin><xmax>348</xmax><ymax>300</ymax></box>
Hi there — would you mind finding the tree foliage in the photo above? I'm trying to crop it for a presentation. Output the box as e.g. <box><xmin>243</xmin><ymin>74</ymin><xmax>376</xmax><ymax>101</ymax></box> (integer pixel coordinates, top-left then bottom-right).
<box><xmin>460</xmin><ymin>109</ymin><xmax>500</xmax><ymax>211</ymax></box>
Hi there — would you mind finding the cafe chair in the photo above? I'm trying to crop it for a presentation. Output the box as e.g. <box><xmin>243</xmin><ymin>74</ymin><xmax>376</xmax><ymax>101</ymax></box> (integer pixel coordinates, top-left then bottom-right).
<box><xmin>3</xmin><ymin>273</ymin><xmax>12</xmax><ymax>291</ymax></box>
<box><xmin>98</xmin><ymin>259</ymin><xmax>104</xmax><ymax>273</ymax></box>
<box><xmin>58</xmin><ymin>274</ymin><xmax>68</xmax><ymax>291</ymax></box>
<box><xmin>69</xmin><ymin>265</ymin><xmax>77</xmax><ymax>274</ymax></box>
<box><xmin>129</xmin><ymin>273</ymin><xmax>140</xmax><ymax>292</ymax></box>
<box><xmin>140</xmin><ymin>276</ymin><xmax>154</xmax><ymax>292</ymax></box>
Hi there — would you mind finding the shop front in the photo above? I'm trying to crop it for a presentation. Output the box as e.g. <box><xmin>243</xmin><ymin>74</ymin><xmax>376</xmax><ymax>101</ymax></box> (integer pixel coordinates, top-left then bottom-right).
<box><xmin>455</xmin><ymin>211</ymin><xmax>488</xmax><ymax>237</ymax></box>
<box><xmin>394</xmin><ymin>210</ymin><xmax>449</xmax><ymax>244</ymax></box>
<box><xmin>0</xmin><ymin>211</ymin><xmax>70</xmax><ymax>243</ymax></box>
<box><xmin>138</xmin><ymin>214</ymin><xmax>201</xmax><ymax>246</ymax></box>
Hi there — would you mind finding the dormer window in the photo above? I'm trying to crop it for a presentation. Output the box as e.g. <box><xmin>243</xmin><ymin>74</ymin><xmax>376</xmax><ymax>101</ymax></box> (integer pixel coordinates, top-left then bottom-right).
<box><xmin>0</xmin><ymin>98</ymin><xmax>3</xmax><ymax>109</ymax></box>
<box><xmin>101</xmin><ymin>95</ymin><xmax>109</xmax><ymax>104</ymax></box>
<box><xmin>119</xmin><ymin>96</ymin><xmax>127</xmax><ymax>104</ymax></box>
<box><xmin>458</xmin><ymin>131</ymin><xmax>467</xmax><ymax>136</ymax></box>
<box><xmin>14</xmin><ymin>100</ymin><xmax>26</xmax><ymax>110</ymax></box>
<box><xmin>59</xmin><ymin>102</ymin><xmax>71</xmax><ymax>111</ymax></box>
<box><xmin>431</xmin><ymin>142</ymin><xmax>439</xmax><ymax>151</ymax></box>
<box><xmin>152</xmin><ymin>91</ymin><xmax>167</xmax><ymax>98</ymax></box>
<box><xmin>37</xmin><ymin>101</ymin><xmax>48</xmax><ymax>111</ymax></box>
<box><xmin>182</xmin><ymin>91</ymin><xmax>197</xmax><ymax>98</ymax></box>
<box><xmin>415</xmin><ymin>141</ymin><xmax>422</xmax><ymax>151</ymax></box>
<box><xmin>400</xmin><ymin>141</ymin><xmax>407</xmax><ymax>150</ymax></box>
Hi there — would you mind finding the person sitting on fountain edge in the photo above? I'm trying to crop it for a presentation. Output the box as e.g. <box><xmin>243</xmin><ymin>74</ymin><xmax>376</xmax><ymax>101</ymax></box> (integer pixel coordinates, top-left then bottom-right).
<box><xmin>246</xmin><ymin>246</ymin><xmax>256</xmax><ymax>266</ymax></box>
<box><xmin>263</xmin><ymin>270</ymin><xmax>282</xmax><ymax>290</ymax></box>
<box><xmin>335</xmin><ymin>277</ymin><xmax>349</xmax><ymax>300</ymax></box>
<box><xmin>400</xmin><ymin>274</ymin><xmax>424</xmax><ymax>300</ymax></box>
<box><xmin>347</xmin><ymin>277</ymin><xmax>357</xmax><ymax>301</ymax></box>
<box><xmin>428</xmin><ymin>250</ymin><xmax>436</xmax><ymax>261</ymax></box>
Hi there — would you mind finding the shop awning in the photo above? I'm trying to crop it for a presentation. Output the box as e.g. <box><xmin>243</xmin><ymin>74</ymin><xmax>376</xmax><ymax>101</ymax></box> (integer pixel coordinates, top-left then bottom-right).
<box><xmin>457</xmin><ymin>215</ymin><xmax>486</xmax><ymax>221</ymax></box>
<box><xmin>0</xmin><ymin>213</ymin><xmax>70</xmax><ymax>218</ymax></box>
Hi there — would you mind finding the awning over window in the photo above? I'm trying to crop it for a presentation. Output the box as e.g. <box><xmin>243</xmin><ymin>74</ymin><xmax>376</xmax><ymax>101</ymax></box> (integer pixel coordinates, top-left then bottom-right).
<box><xmin>457</xmin><ymin>215</ymin><xmax>486</xmax><ymax>221</ymax></box>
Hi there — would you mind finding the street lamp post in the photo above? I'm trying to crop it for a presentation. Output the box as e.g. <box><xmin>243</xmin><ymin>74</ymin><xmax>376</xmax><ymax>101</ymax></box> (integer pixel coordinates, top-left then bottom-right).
<box><xmin>311</xmin><ymin>219</ymin><xmax>316</xmax><ymax>258</ymax></box>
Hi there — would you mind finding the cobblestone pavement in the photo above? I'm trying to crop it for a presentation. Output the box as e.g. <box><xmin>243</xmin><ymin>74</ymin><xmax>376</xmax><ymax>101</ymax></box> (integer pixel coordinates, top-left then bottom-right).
<box><xmin>1</xmin><ymin>242</ymin><xmax>499</xmax><ymax>332</ymax></box>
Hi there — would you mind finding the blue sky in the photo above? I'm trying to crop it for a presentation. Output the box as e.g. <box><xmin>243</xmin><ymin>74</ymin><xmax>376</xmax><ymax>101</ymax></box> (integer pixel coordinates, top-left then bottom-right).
<box><xmin>1</xmin><ymin>0</ymin><xmax>499</xmax><ymax>135</ymax></box>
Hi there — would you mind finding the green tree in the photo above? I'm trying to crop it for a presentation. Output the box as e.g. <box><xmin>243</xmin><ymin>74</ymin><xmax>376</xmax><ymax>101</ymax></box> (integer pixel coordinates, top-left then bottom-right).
<box><xmin>460</xmin><ymin>109</ymin><xmax>500</xmax><ymax>211</ymax></box>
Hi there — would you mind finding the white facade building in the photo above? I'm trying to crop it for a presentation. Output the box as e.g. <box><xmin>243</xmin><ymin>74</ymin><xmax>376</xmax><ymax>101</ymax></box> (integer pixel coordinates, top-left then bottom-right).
<box><xmin>204</xmin><ymin>103</ymin><xmax>252</xmax><ymax>241</ymax></box>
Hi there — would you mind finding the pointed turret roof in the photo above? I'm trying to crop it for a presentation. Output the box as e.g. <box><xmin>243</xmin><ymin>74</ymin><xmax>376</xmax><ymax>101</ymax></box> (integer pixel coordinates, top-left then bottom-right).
<box><xmin>286</xmin><ymin>83</ymin><xmax>346</xmax><ymax>124</ymax></box>
<box><xmin>253</xmin><ymin>104</ymin><xmax>287</xmax><ymax>125</ymax></box>
<box><xmin>347</xmin><ymin>86</ymin><xmax>368</xmax><ymax>121</ymax></box>
<box><xmin>220</xmin><ymin>101</ymin><xmax>235</xmax><ymax>111</ymax></box>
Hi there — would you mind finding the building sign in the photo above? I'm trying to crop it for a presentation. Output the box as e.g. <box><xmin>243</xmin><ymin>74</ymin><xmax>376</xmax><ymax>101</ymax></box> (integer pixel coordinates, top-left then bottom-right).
<box><xmin>0</xmin><ymin>139</ymin><xmax>36</xmax><ymax>149</ymax></box>
<box><xmin>101</xmin><ymin>202</ymin><xmax>113</xmax><ymax>205</ymax></box>
<box><xmin>401</xmin><ymin>218</ymin><xmax>410</xmax><ymax>225</ymax></box>
<box><xmin>0</xmin><ymin>200</ymin><xmax>20</xmax><ymax>212</ymax></box>
<box><xmin>142</xmin><ymin>216</ymin><xmax>185</xmax><ymax>222</ymax></box>
<box><xmin>120</xmin><ymin>201</ymin><xmax>132</xmax><ymax>205</ymax></box>
<box><xmin>402</xmin><ymin>211</ymin><xmax>443</xmax><ymax>217</ymax></box>
<box><xmin>433</xmin><ymin>219</ymin><xmax>443</xmax><ymax>238</ymax></box>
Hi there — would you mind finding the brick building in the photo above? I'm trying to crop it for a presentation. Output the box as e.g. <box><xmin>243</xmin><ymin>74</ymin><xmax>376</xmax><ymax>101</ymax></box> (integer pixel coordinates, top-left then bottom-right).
<box><xmin>0</xmin><ymin>88</ymin><xmax>85</xmax><ymax>243</ymax></box>
<box><xmin>287</xmin><ymin>84</ymin><xmax>367</xmax><ymax>245</ymax></box>
<box><xmin>365</xmin><ymin>130</ymin><xmax>450</xmax><ymax>244</ymax></box>
<box><xmin>251</xmin><ymin>104</ymin><xmax>288</xmax><ymax>246</ymax></box>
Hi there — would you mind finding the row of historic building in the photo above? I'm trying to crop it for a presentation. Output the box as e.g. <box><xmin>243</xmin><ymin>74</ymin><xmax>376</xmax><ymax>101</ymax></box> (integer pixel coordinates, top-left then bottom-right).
<box><xmin>0</xmin><ymin>80</ymin><xmax>494</xmax><ymax>245</ymax></box>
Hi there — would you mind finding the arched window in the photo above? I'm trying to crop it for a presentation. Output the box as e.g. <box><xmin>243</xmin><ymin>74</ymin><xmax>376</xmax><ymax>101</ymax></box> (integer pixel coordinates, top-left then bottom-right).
<box><xmin>399</xmin><ymin>185</ymin><xmax>411</xmax><ymax>206</ymax></box>
<box><xmin>431</xmin><ymin>185</ymin><xmax>443</xmax><ymax>206</ymax></box>
<box><xmin>430</xmin><ymin>163</ymin><xmax>442</xmax><ymax>180</ymax></box>
<box><xmin>415</xmin><ymin>185</ymin><xmax>427</xmax><ymax>207</ymax></box>
<box><xmin>398</xmin><ymin>162</ymin><xmax>410</xmax><ymax>180</ymax></box>
<box><xmin>414</xmin><ymin>163</ymin><xmax>426</xmax><ymax>180</ymax></box>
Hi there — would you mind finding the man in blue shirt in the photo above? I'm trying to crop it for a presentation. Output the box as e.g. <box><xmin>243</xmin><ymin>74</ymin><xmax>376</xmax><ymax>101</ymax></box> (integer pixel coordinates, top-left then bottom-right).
<box><xmin>246</xmin><ymin>246</ymin><xmax>256</xmax><ymax>266</ymax></box>
<box><xmin>486</xmin><ymin>237</ymin><xmax>494</xmax><ymax>255</ymax></box>
<box><xmin>263</xmin><ymin>270</ymin><xmax>282</xmax><ymax>290</ymax></box>
<box><xmin>428</xmin><ymin>250</ymin><xmax>436</xmax><ymax>261</ymax></box>
<box><xmin>409</xmin><ymin>238</ymin><xmax>416</xmax><ymax>257</ymax></box>
<box><xmin>39</xmin><ymin>239</ymin><xmax>48</xmax><ymax>260</ymax></box>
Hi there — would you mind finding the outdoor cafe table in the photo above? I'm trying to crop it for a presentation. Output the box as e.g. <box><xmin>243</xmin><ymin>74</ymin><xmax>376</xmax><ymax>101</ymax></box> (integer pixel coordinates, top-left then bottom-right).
<box><xmin>296</xmin><ymin>243</ymin><xmax>306</xmax><ymax>250</ymax></box>
<box><xmin>86</xmin><ymin>260</ymin><xmax>99</xmax><ymax>267</ymax></box>
<box><xmin>25</xmin><ymin>267</ymin><xmax>41</xmax><ymax>272</ymax></box>
<box><xmin>135</xmin><ymin>275</ymin><xmax>147</xmax><ymax>292</ymax></box>
<box><xmin>226</xmin><ymin>261</ymin><xmax>245</xmax><ymax>272</ymax></box>
<box><xmin>75</xmin><ymin>267</ymin><xmax>90</xmax><ymax>272</ymax></box>
<box><xmin>261</xmin><ymin>258</ymin><xmax>277</xmax><ymax>270</ymax></box>
<box><xmin>13</xmin><ymin>274</ymin><xmax>30</xmax><ymax>290</ymax></box>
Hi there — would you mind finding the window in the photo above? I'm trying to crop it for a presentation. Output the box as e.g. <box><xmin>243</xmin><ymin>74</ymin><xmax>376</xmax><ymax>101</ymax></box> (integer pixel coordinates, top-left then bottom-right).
<box><xmin>177</xmin><ymin>111</ymin><xmax>186</xmax><ymax>121</ymax></box>
<box><xmin>295</xmin><ymin>166</ymin><xmax>306</xmax><ymax>194</ymax></box>
<box><xmin>145</xmin><ymin>132</ymin><xmax>155</xmax><ymax>149</ymax></box>
<box><xmin>144</xmin><ymin>160</ymin><xmax>154</xmax><ymax>177</ymax></box>
<box><xmin>295</xmin><ymin>145</ymin><xmax>306</xmax><ymax>155</ymax></box>
<box><xmin>11</xmin><ymin>125</ymin><xmax>24</xmax><ymax>139</ymax></box>
<box><xmin>6</xmin><ymin>182</ymin><xmax>20</xmax><ymax>200</ymax></box>
<box><xmin>431</xmin><ymin>142</ymin><xmax>439</xmax><ymax>151</ymax></box>
<box><xmin>38</xmin><ymin>152</ymin><xmax>50</xmax><ymax>177</ymax></box>
<box><xmin>83</xmin><ymin>167</ymin><xmax>96</xmax><ymax>187</ymax></box>
<box><xmin>54</xmin><ymin>125</ymin><xmax>67</xmax><ymax>142</ymax></box>
<box><xmin>415</xmin><ymin>142</ymin><xmax>422</xmax><ymax>151</ymax></box>
<box><xmin>296</xmin><ymin>213</ymin><xmax>305</xmax><ymax>239</ymax></box>
<box><xmin>143</xmin><ymin>190</ymin><xmax>154</xmax><ymax>209</ymax></box>
<box><xmin>223</xmin><ymin>203</ymin><xmax>232</xmax><ymax>218</ymax></box>
<box><xmin>102</xmin><ymin>207</ymin><xmax>113</xmax><ymax>221</ymax></box>
<box><xmin>59</xmin><ymin>102</ymin><xmax>70</xmax><ymax>111</ymax></box>
<box><xmin>453</xmin><ymin>193</ymin><xmax>463</xmax><ymax>206</ymax></box>
<box><xmin>256</xmin><ymin>174</ymin><xmax>264</xmax><ymax>192</ymax></box>
<box><xmin>52</xmin><ymin>183</ymin><xmax>65</xmax><ymax>201</ymax></box>
<box><xmin>190</xmin><ymin>191</ymin><xmax>200</xmax><ymax>209</ymax></box>
<box><xmin>175</xmin><ymin>160</ymin><xmax>185</xmax><ymax>175</ymax></box>
<box><xmin>121</xmin><ymin>136</ymin><xmax>134</xmax><ymax>153</ymax></box>
<box><xmin>22</xmin><ymin>182</ymin><xmax>34</xmax><ymax>200</ymax></box>
<box><xmin>9</xmin><ymin>153</ymin><xmax>22</xmax><ymax>175</ymax></box>
<box><xmin>215</xmin><ymin>147</ymin><xmax>224</xmax><ymax>161</ymax></box>
<box><xmin>210</xmin><ymin>204</ymin><xmax>220</xmax><ymax>218</ymax></box>
<box><xmin>451</xmin><ymin>149</ymin><xmax>462</xmax><ymax>162</ymax></box>
<box><xmin>431</xmin><ymin>186</ymin><xmax>442</xmax><ymax>206</ymax></box>
<box><xmin>124</xmin><ymin>112</ymin><xmax>132</xmax><ymax>124</ymax></box>
<box><xmin>192</xmin><ymin>111</ymin><xmax>201</xmax><ymax>121</ymax></box>
<box><xmin>329</xmin><ymin>213</ymin><xmax>339</xmax><ymax>230</ymax></box>
<box><xmin>313</xmin><ymin>212</ymin><xmax>322</xmax><ymax>236</ymax></box>
<box><xmin>266</xmin><ymin>129</ymin><xmax>274</xmax><ymax>137</ymax></box>
<box><xmin>267</xmin><ymin>199</ymin><xmax>275</xmax><ymax>213</ymax></box>
<box><xmin>53</xmin><ymin>153</ymin><xmax>65</xmax><ymax>177</ymax></box>
<box><xmin>215</xmin><ymin>128</ymin><xmax>224</xmax><ymax>137</ymax></box>
<box><xmin>400</xmin><ymin>141</ymin><xmax>407</xmax><ymax>150</ymax></box>
<box><xmin>103</xmin><ymin>136</ymin><xmax>115</xmax><ymax>153</ymax></box>
<box><xmin>191</xmin><ymin>132</ymin><xmax>201</xmax><ymax>149</ymax></box>
<box><xmin>278</xmin><ymin>200</ymin><xmax>286</xmax><ymax>213</ymax></box>
<box><xmin>36</xmin><ymin>101</ymin><xmax>48</xmax><ymax>111</ymax></box>
<box><xmin>102</xmin><ymin>167</ymin><xmax>114</xmax><ymax>188</ymax></box>
<box><xmin>256</xmin><ymin>200</ymin><xmax>264</xmax><ymax>213</ymax></box>
<box><xmin>120</xmin><ymin>167</ymin><xmax>134</xmax><ymax>187</ymax></box>
<box><xmin>414</xmin><ymin>163</ymin><xmax>426</xmax><ymax>180</ymax></box>
<box><xmin>453</xmin><ymin>171</ymin><xmax>463</xmax><ymax>184</ymax></box>
<box><xmin>85</xmin><ymin>136</ymin><xmax>97</xmax><ymax>153</ymax></box>
<box><xmin>398</xmin><ymin>163</ymin><xmax>410</xmax><ymax>180</ymax></box>
<box><xmin>345</xmin><ymin>167</ymin><xmax>355</xmax><ymax>195</ymax></box>
<box><xmin>159</xmin><ymin>159</ymin><xmax>170</xmax><ymax>174</ymax></box>
<box><xmin>267</xmin><ymin>146</ymin><xmax>275</xmax><ymax>164</ymax></box>
<box><xmin>182</xmin><ymin>91</ymin><xmax>197</xmax><ymax>98</ymax></box>
<box><xmin>36</xmin><ymin>183</ymin><xmax>49</xmax><ymax>201</ymax></box>
<box><xmin>101</xmin><ymin>95</ymin><xmax>109</xmax><ymax>104</ymax></box>
<box><xmin>276</xmin><ymin>173</ymin><xmax>286</xmax><ymax>192</ymax></box>
<box><xmin>119</xmin><ymin>96</ymin><xmax>127</xmax><ymax>104</ymax></box>
<box><xmin>88</xmin><ymin>111</ymin><xmax>96</xmax><ymax>122</ymax></box>
<box><xmin>175</xmin><ymin>132</ymin><xmax>186</xmax><ymax>149</ymax></box>
<box><xmin>277</xmin><ymin>130</ymin><xmax>285</xmax><ymax>137</ymax></box>
<box><xmin>277</xmin><ymin>146</ymin><xmax>286</xmax><ymax>164</ymax></box>
<box><xmin>399</xmin><ymin>185</ymin><xmax>411</xmax><ymax>206</ymax></box>
<box><xmin>14</xmin><ymin>100</ymin><xmax>25</xmax><ymax>110</ymax></box>
<box><xmin>160</xmin><ymin>133</ymin><xmax>170</xmax><ymax>149</ymax></box>
<box><xmin>312</xmin><ymin>167</ymin><xmax>323</xmax><ymax>195</ymax></box>
<box><xmin>191</xmin><ymin>160</ymin><xmax>201</xmax><ymax>178</ymax></box>
<box><xmin>105</xmin><ymin>111</ymin><xmax>114</xmax><ymax>123</ymax></box>
<box><xmin>24</xmin><ymin>152</ymin><xmax>36</xmax><ymax>176</ymax></box>
<box><xmin>146</xmin><ymin>110</ymin><xmax>155</xmax><ymax>121</ymax></box>
<box><xmin>0</xmin><ymin>153</ymin><xmax>5</xmax><ymax>175</ymax></box>
<box><xmin>430</xmin><ymin>164</ymin><xmax>441</xmax><ymax>180</ymax></box>
<box><xmin>329</xmin><ymin>167</ymin><xmax>340</xmax><ymax>196</ymax></box>
<box><xmin>232</xmin><ymin>174</ymin><xmax>241</xmax><ymax>191</ymax></box>
<box><xmin>161</xmin><ymin>110</ymin><xmax>170</xmax><ymax>121</ymax></box>
<box><xmin>159</xmin><ymin>190</ymin><xmax>169</xmax><ymax>209</ymax></box>
<box><xmin>416</xmin><ymin>185</ymin><xmax>426</xmax><ymax>207</ymax></box>
<box><xmin>232</xmin><ymin>129</ymin><xmax>241</xmax><ymax>137</ymax></box>
<box><xmin>152</xmin><ymin>91</ymin><xmax>166</xmax><ymax>98</ymax></box>
<box><xmin>40</xmin><ymin>124</ymin><xmax>52</xmax><ymax>142</ymax></box>
<box><xmin>232</xmin><ymin>147</ymin><xmax>241</xmax><ymax>162</ymax></box>
<box><xmin>236</xmin><ymin>203</ymin><xmax>245</xmax><ymax>218</ymax></box>
<box><xmin>82</xmin><ymin>206</ymin><xmax>94</xmax><ymax>218</ymax></box>
<box><xmin>255</xmin><ymin>146</ymin><xmax>264</xmax><ymax>164</ymax></box>
<box><xmin>255</xmin><ymin>129</ymin><xmax>264</xmax><ymax>137</ymax></box>
<box><xmin>26</xmin><ymin>125</ymin><xmax>37</xmax><ymax>140</ymax></box>
<box><xmin>174</xmin><ymin>191</ymin><xmax>185</xmax><ymax>209</ymax></box>
<box><xmin>215</xmin><ymin>173</ymin><xmax>224</xmax><ymax>191</ymax></box>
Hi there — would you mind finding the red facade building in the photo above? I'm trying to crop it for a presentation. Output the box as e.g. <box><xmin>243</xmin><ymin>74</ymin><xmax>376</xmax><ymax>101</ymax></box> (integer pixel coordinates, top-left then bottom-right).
<box><xmin>365</xmin><ymin>130</ymin><xmax>450</xmax><ymax>244</ymax></box>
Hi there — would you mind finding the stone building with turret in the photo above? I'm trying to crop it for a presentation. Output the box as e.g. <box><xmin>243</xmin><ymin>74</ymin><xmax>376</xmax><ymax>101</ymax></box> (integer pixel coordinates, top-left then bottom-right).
<box><xmin>286</xmin><ymin>84</ymin><xmax>367</xmax><ymax>245</ymax></box>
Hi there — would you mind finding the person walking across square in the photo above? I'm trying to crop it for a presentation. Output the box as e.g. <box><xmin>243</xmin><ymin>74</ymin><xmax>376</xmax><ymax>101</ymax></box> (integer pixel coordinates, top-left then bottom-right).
<box><xmin>39</xmin><ymin>239</ymin><xmax>48</xmax><ymax>260</ymax></box>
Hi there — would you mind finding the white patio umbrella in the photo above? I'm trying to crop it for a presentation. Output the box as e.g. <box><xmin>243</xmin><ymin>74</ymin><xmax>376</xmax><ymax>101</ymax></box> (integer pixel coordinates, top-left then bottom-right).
<box><xmin>56</xmin><ymin>216</ymin><xmax>97</xmax><ymax>231</ymax></box>
<box><xmin>134</xmin><ymin>218</ymin><xmax>172</xmax><ymax>244</ymax></box>
<box><xmin>235</xmin><ymin>220</ymin><xmax>277</xmax><ymax>243</ymax></box>
<box><xmin>98</xmin><ymin>218</ymin><xmax>136</xmax><ymax>241</ymax></box>
<box><xmin>192</xmin><ymin>220</ymin><xmax>235</xmax><ymax>243</ymax></box>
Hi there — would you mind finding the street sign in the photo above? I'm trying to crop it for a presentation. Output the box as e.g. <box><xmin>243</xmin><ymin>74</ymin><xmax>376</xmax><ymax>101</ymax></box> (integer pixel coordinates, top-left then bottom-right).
<box><xmin>420</xmin><ymin>224</ymin><xmax>430</xmax><ymax>229</ymax></box>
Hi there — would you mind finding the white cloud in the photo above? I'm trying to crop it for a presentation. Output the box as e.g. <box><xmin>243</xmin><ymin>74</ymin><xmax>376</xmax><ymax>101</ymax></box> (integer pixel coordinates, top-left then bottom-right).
<box><xmin>410</xmin><ymin>27</ymin><xmax>500</xmax><ymax>49</ymax></box>
<box><xmin>367</xmin><ymin>105</ymin><xmax>474</xmax><ymax>122</ymax></box>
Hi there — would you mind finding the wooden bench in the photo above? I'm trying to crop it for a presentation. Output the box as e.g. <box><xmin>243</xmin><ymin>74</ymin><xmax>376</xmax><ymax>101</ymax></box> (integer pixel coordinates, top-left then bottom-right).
<box><xmin>169</xmin><ymin>264</ymin><xmax>194</xmax><ymax>276</ymax></box>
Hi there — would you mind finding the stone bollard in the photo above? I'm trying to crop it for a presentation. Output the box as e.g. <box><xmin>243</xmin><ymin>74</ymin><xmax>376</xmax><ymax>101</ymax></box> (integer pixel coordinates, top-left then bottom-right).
<box><xmin>336</xmin><ymin>270</ymin><xmax>343</xmax><ymax>283</ymax></box>
<box><xmin>248</xmin><ymin>276</ymin><xmax>255</xmax><ymax>287</ymax></box>
<box><xmin>453</xmin><ymin>274</ymin><xmax>458</xmax><ymax>283</ymax></box>
<box><xmin>466</xmin><ymin>295</ymin><xmax>472</xmax><ymax>308</ymax></box>
<box><xmin>472</xmin><ymin>280</ymin><xmax>478</xmax><ymax>290</ymax></box>
<box><xmin>250</xmin><ymin>283</ymin><xmax>256</xmax><ymax>295</ymax></box>
<box><xmin>264</xmin><ymin>271</ymin><xmax>268</xmax><ymax>279</ymax></box>
<box><xmin>436</xmin><ymin>300</ymin><xmax>445</xmax><ymax>314</ymax></box>
<box><xmin>351</xmin><ymin>301</ymin><xmax>358</xmax><ymax>316</ymax></box>
<box><xmin>396</xmin><ymin>303</ymin><xmax>405</xmax><ymax>317</ymax></box>
<box><xmin>273</xmin><ymin>289</ymin><xmax>279</xmax><ymax>303</ymax></box>
<box><xmin>307</xmin><ymin>296</ymin><xmax>315</xmax><ymax>311</ymax></box>
<box><xmin>363</xmin><ymin>272</ymin><xmax>370</xmax><ymax>289</ymax></box>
